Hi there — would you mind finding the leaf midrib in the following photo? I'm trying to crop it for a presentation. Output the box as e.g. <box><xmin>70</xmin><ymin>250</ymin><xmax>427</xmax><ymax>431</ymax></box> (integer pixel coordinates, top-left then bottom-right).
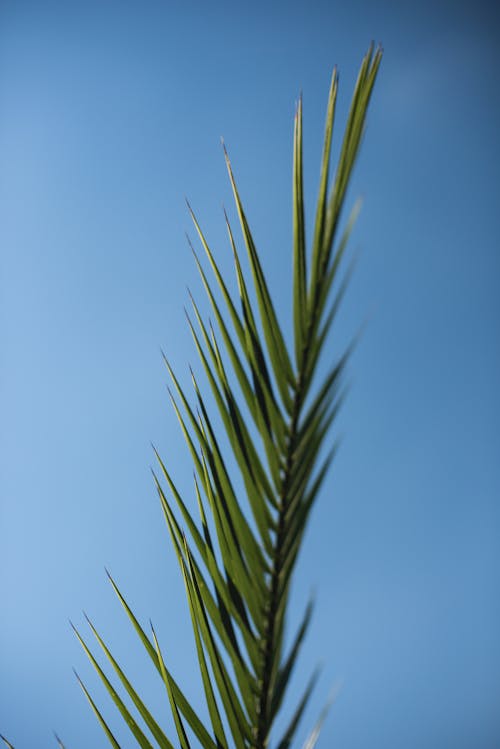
<box><xmin>253</xmin><ymin>367</ymin><xmax>308</xmax><ymax>749</ymax></box>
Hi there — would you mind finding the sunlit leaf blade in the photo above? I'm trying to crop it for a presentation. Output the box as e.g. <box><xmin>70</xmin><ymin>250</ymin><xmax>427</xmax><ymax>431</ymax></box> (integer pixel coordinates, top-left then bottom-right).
<box><xmin>185</xmin><ymin>310</ymin><xmax>275</xmax><ymax>546</ymax></box>
<box><xmin>72</xmin><ymin>623</ymin><xmax>154</xmax><ymax>749</ymax></box>
<box><xmin>293</xmin><ymin>94</ymin><xmax>307</xmax><ymax>368</ymax></box>
<box><xmin>189</xmin><ymin>245</ymin><xmax>255</xmax><ymax>412</ymax></box>
<box><xmin>175</xmin><ymin>545</ymin><xmax>246</xmax><ymax>749</ymax></box>
<box><xmin>189</xmin><ymin>244</ymin><xmax>286</xmax><ymax>474</ymax></box>
<box><xmin>164</xmin><ymin>355</ymin><xmax>269</xmax><ymax>585</ymax></box>
<box><xmin>223</xmin><ymin>210</ymin><xmax>287</xmax><ymax>446</ymax></box>
<box><xmin>204</xmin><ymin>307</ymin><xmax>280</xmax><ymax>500</ymax></box>
<box><xmin>193</xmin><ymin>475</ymin><xmax>262</xmax><ymax>673</ymax></box>
<box><xmin>184</xmin><ymin>584</ymin><xmax>229</xmax><ymax>749</ymax></box>
<box><xmin>322</xmin><ymin>46</ymin><xmax>382</xmax><ymax>272</ymax></box>
<box><xmin>159</xmin><ymin>489</ymin><xmax>257</xmax><ymax>714</ymax></box>
<box><xmin>153</xmin><ymin>460</ymin><xmax>260</xmax><ymax>669</ymax></box>
<box><xmin>195</xmin><ymin>399</ymin><xmax>269</xmax><ymax>587</ymax></box>
<box><xmin>74</xmin><ymin>670</ymin><xmax>122</xmax><ymax>749</ymax></box>
<box><xmin>309</xmin><ymin>67</ymin><xmax>338</xmax><ymax>304</ymax></box>
<box><xmin>150</xmin><ymin>624</ymin><xmax>191</xmax><ymax>749</ymax></box>
<box><xmin>183</xmin><ymin>542</ymin><xmax>252</xmax><ymax>749</ymax></box>
<box><xmin>223</xmin><ymin>143</ymin><xmax>295</xmax><ymax>409</ymax></box>
<box><xmin>314</xmin><ymin>197</ymin><xmax>361</xmax><ymax>336</ymax></box>
<box><xmin>106</xmin><ymin>572</ymin><xmax>217</xmax><ymax>749</ymax></box>
<box><xmin>307</xmin><ymin>47</ymin><xmax>381</xmax><ymax>394</ymax></box>
<box><xmin>0</xmin><ymin>735</ymin><xmax>15</xmax><ymax>749</ymax></box>
<box><xmin>83</xmin><ymin>614</ymin><xmax>175</xmax><ymax>749</ymax></box>
<box><xmin>186</xmin><ymin>203</ymin><xmax>247</xmax><ymax>353</ymax></box>
<box><xmin>197</xmin><ymin>451</ymin><xmax>264</xmax><ymax>628</ymax></box>
<box><xmin>166</xmin><ymin>529</ymin><xmax>229</xmax><ymax>749</ymax></box>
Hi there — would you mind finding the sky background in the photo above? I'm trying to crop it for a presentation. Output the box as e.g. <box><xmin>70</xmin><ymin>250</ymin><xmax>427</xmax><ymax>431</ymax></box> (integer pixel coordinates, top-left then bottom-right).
<box><xmin>1</xmin><ymin>1</ymin><xmax>499</xmax><ymax>747</ymax></box>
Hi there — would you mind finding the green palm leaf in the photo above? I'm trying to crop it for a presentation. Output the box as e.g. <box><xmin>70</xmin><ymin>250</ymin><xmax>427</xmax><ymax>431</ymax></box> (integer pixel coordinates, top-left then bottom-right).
<box><xmin>74</xmin><ymin>45</ymin><xmax>381</xmax><ymax>749</ymax></box>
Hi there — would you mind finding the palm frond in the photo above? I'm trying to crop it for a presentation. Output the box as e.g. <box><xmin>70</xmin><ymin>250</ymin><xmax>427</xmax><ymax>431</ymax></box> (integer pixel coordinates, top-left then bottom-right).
<box><xmin>74</xmin><ymin>45</ymin><xmax>382</xmax><ymax>749</ymax></box>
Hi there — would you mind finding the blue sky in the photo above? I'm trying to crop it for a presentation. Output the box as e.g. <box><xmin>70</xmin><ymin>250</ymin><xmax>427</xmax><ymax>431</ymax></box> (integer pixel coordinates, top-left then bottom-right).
<box><xmin>1</xmin><ymin>1</ymin><xmax>499</xmax><ymax>747</ymax></box>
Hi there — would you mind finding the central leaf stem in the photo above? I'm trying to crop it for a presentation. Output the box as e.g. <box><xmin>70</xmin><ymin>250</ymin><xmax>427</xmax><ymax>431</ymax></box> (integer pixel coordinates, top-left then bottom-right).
<box><xmin>253</xmin><ymin>289</ymin><xmax>323</xmax><ymax>749</ymax></box>
<box><xmin>253</xmin><ymin>374</ymin><xmax>304</xmax><ymax>749</ymax></box>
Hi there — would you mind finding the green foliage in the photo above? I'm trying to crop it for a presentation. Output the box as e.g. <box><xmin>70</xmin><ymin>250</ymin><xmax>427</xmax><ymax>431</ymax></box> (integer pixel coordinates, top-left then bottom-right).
<box><xmin>2</xmin><ymin>44</ymin><xmax>381</xmax><ymax>749</ymax></box>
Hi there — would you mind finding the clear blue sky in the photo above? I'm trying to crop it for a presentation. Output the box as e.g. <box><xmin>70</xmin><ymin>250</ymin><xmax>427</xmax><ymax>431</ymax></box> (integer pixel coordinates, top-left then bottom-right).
<box><xmin>1</xmin><ymin>1</ymin><xmax>499</xmax><ymax>747</ymax></box>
